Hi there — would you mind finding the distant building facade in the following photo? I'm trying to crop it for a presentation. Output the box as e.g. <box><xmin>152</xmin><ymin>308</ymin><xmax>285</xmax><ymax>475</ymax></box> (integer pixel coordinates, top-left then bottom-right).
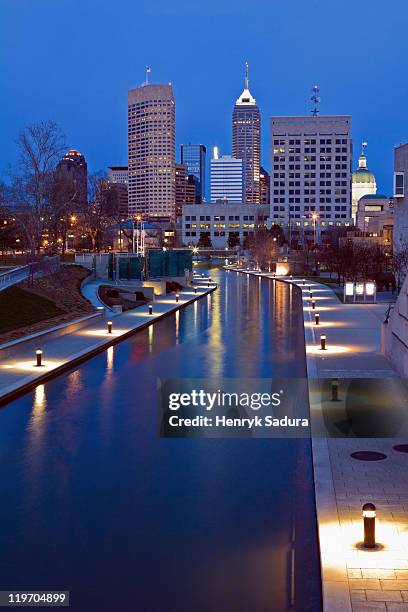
<box><xmin>56</xmin><ymin>150</ymin><xmax>88</xmax><ymax>205</ymax></box>
<box><xmin>356</xmin><ymin>194</ymin><xmax>393</xmax><ymax>233</ymax></box>
<box><xmin>232</xmin><ymin>64</ymin><xmax>261</xmax><ymax>203</ymax></box>
<box><xmin>181</xmin><ymin>203</ymin><xmax>269</xmax><ymax>248</ymax></box>
<box><xmin>260</xmin><ymin>166</ymin><xmax>270</xmax><ymax>205</ymax></box>
<box><xmin>352</xmin><ymin>143</ymin><xmax>377</xmax><ymax>221</ymax></box>
<box><xmin>175</xmin><ymin>163</ymin><xmax>196</xmax><ymax>217</ymax></box>
<box><xmin>210</xmin><ymin>153</ymin><xmax>244</xmax><ymax>203</ymax></box>
<box><xmin>128</xmin><ymin>83</ymin><xmax>176</xmax><ymax>220</ymax></box>
<box><xmin>393</xmin><ymin>143</ymin><xmax>408</xmax><ymax>253</ymax></box>
<box><xmin>270</xmin><ymin>116</ymin><xmax>352</xmax><ymax>239</ymax></box>
<box><xmin>180</xmin><ymin>144</ymin><xmax>206</xmax><ymax>202</ymax></box>
<box><xmin>108</xmin><ymin>166</ymin><xmax>128</xmax><ymax>185</ymax></box>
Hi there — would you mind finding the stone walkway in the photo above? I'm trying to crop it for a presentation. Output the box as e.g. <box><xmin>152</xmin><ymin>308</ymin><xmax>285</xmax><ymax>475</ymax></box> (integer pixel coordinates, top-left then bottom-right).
<box><xmin>228</xmin><ymin>268</ymin><xmax>408</xmax><ymax>612</ymax></box>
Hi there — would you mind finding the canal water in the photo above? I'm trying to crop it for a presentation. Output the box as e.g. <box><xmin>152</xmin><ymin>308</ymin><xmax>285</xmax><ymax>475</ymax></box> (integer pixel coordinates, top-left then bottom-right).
<box><xmin>0</xmin><ymin>268</ymin><xmax>321</xmax><ymax>612</ymax></box>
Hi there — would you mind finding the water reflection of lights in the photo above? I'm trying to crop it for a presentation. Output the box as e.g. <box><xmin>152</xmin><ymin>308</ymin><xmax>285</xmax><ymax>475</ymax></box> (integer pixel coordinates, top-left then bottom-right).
<box><xmin>107</xmin><ymin>346</ymin><xmax>114</xmax><ymax>369</ymax></box>
<box><xmin>148</xmin><ymin>326</ymin><xmax>153</xmax><ymax>353</ymax></box>
<box><xmin>302</xmin><ymin>295</ymin><xmax>331</xmax><ymax>301</ymax></box>
<box><xmin>33</xmin><ymin>384</ymin><xmax>46</xmax><ymax>413</ymax></box>
<box><xmin>175</xmin><ymin>310</ymin><xmax>180</xmax><ymax>343</ymax></box>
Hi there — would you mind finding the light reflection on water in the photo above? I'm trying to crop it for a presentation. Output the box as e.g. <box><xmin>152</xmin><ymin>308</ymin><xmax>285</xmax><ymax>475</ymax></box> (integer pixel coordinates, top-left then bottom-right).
<box><xmin>0</xmin><ymin>269</ymin><xmax>321</xmax><ymax>612</ymax></box>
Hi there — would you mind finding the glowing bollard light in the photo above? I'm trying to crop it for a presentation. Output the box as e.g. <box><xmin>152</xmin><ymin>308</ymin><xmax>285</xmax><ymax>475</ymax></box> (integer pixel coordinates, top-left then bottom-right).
<box><xmin>362</xmin><ymin>503</ymin><xmax>376</xmax><ymax>548</ymax></box>
<box><xmin>308</xmin><ymin>286</ymin><xmax>311</xmax><ymax>292</ymax></box>
<box><xmin>302</xmin><ymin>279</ymin><xmax>305</xmax><ymax>285</ymax></box>
<box><xmin>331</xmin><ymin>378</ymin><xmax>339</xmax><ymax>401</ymax></box>
<box><xmin>148</xmin><ymin>304</ymin><xmax>153</xmax><ymax>315</ymax></box>
<box><xmin>107</xmin><ymin>320</ymin><xmax>113</xmax><ymax>334</ymax></box>
<box><xmin>194</xmin><ymin>287</ymin><xmax>198</xmax><ymax>294</ymax></box>
<box><xmin>36</xmin><ymin>348</ymin><xmax>43</xmax><ymax>367</ymax></box>
<box><xmin>315</xmin><ymin>312</ymin><xmax>320</xmax><ymax>325</ymax></box>
<box><xmin>320</xmin><ymin>334</ymin><xmax>327</xmax><ymax>350</ymax></box>
<box><xmin>290</xmin><ymin>274</ymin><xmax>293</xmax><ymax>280</ymax></box>
<box><xmin>175</xmin><ymin>293</ymin><xmax>179</xmax><ymax>303</ymax></box>
<box><xmin>309</xmin><ymin>292</ymin><xmax>313</xmax><ymax>300</ymax></box>
<box><xmin>312</xmin><ymin>300</ymin><xmax>316</xmax><ymax>310</ymax></box>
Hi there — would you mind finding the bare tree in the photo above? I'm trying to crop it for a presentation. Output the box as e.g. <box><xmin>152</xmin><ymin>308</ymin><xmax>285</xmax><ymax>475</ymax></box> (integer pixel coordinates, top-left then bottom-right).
<box><xmin>8</xmin><ymin>121</ymin><xmax>66</xmax><ymax>255</ymax></box>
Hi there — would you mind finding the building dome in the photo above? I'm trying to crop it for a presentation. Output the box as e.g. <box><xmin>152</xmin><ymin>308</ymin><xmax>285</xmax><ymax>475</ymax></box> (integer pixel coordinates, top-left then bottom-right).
<box><xmin>65</xmin><ymin>149</ymin><xmax>82</xmax><ymax>157</ymax></box>
<box><xmin>352</xmin><ymin>167</ymin><xmax>376</xmax><ymax>184</ymax></box>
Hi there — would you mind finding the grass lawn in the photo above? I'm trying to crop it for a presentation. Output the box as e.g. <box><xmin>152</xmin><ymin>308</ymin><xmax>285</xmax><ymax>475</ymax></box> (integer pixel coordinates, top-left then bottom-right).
<box><xmin>0</xmin><ymin>285</ymin><xmax>64</xmax><ymax>335</ymax></box>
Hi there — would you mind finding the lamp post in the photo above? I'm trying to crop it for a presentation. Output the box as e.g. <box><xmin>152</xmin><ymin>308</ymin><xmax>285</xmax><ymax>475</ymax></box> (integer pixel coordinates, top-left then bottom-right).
<box><xmin>36</xmin><ymin>348</ymin><xmax>43</xmax><ymax>367</ymax></box>
<box><xmin>362</xmin><ymin>503</ymin><xmax>376</xmax><ymax>548</ymax></box>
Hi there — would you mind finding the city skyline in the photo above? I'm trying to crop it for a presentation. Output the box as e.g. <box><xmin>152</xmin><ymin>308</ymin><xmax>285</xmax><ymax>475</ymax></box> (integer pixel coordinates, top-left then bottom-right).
<box><xmin>1</xmin><ymin>0</ymin><xmax>407</xmax><ymax>196</ymax></box>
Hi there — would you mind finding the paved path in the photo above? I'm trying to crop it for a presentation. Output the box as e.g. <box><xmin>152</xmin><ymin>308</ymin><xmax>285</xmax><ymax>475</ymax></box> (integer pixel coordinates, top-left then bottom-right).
<box><xmin>0</xmin><ymin>277</ymin><xmax>215</xmax><ymax>405</ymax></box>
<box><xmin>228</xmin><ymin>268</ymin><xmax>408</xmax><ymax>612</ymax></box>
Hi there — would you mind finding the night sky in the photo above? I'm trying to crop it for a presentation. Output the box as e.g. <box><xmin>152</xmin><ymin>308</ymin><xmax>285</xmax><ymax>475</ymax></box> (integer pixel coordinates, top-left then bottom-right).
<box><xmin>1</xmin><ymin>0</ymin><xmax>407</xmax><ymax>195</ymax></box>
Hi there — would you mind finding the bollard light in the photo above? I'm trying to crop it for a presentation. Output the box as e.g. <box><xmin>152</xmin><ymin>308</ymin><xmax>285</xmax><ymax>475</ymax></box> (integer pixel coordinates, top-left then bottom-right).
<box><xmin>312</xmin><ymin>299</ymin><xmax>316</xmax><ymax>310</ymax></box>
<box><xmin>194</xmin><ymin>287</ymin><xmax>198</xmax><ymax>294</ymax></box>
<box><xmin>362</xmin><ymin>503</ymin><xmax>376</xmax><ymax>548</ymax></box>
<box><xmin>302</xmin><ymin>279</ymin><xmax>305</xmax><ymax>285</ymax></box>
<box><xmin>148</xmin><ymin>304</ymin><xmax>153</xmax><ymax>315</ymax></box>
<box><xmin>175</xmin><ymin>293</ymin><xmax>179</xmax><ymax>303</ymax></box>
<box><xmin>309</xmin><ymin>292</ymin><xmax>313</xmax><ymax>300</ymax></box>
<box><xmin>315</xmin><ymin>312</ymin><xmax>320</xmax><ymax>325</ymax></box>
<box><xmin>308</xmin><ymin>286</ymin><xmax>311</xmax><ymax>292</ymax></box>
<box><xmin>36</xmin><ymin>348</ymin><xmax>43</xmax><ymax>367</ymax></box>
<box><xmin>290</xmin><ymin>274</ymin><xmax>293</xmax><ymax>280</ymax></box>
<box><xmin>107</xmin><ymin>320</ymin><xmax>113</xmax><ymax>334</ymax></box>
<box><xmin>320</xmin><ymin>334</ymin><xmax>326</xmax><ymax>350</ymax></box>
<box><xmin>331</xmin><ymin>378</ymin><xmax>339</xmax><ymax>401</ymax></box>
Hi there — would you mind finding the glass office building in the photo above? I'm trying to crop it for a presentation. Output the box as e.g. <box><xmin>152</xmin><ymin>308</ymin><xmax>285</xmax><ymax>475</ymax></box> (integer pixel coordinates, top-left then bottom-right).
<box><xmin>180</xmin><ymin>144</ymin><xmax>206</xmax><ymax>202</ymax></box>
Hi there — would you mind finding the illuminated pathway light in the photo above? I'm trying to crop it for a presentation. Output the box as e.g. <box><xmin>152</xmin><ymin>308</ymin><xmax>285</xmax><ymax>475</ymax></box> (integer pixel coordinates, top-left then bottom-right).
<box><xmin>312</xmin><ymin>300</ymin><xmax>316</xmax><ymax>310</ymax></box>
<box><xmin>175</xmin><ymin>293</ymin><xmax>179</xmax><ymax>303</ymax></box>
<box><xmin>320</xmin><ymin>335</ymin><xmax>326</xmax><ymax>350</ymax></box>
<box><xmin>36</xmin><ymin>348</ymin><xmax>43</xmax><ymax>367</ymax></box>
<box><xmin>362</xmin><ymin>503</ymin><xmax>376</xmax><ymax>548</ymax></box>
<box><xmin>315</xmin><ymin>312</ymin><xmax>320</xmax><ymax>325</ymax></box>
<box><xmin>148</xmin><ymin>304</ymin><xmax>153</xmax><ymax>315</ymax></box>
<box><xmin>107</xmin><ymin>320</ymin><xmax>113</xmax><ymax>334</ymax></box>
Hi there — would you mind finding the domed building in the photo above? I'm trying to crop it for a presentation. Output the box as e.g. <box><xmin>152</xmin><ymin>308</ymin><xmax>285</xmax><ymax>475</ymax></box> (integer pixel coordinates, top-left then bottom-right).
<box><xmin>352</xmin><ymin>142</ymin><xmax>377</xmax><ymax>221</ymax></box>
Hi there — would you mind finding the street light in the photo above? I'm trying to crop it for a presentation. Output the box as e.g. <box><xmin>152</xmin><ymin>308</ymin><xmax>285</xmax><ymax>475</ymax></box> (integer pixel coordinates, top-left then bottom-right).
<box><xmin>362</xmin><ymin>503</ymin><xmax>376</xmax><ymax>548</ymax></box>
<box><xmin>35</xmin><ymin>348</ymin><xmax>43</xmax><ymax>367</ymax></box>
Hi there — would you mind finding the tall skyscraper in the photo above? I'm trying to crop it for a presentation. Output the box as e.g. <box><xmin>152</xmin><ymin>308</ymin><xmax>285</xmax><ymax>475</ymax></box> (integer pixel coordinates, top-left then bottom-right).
<box><xmin>128</xmin><ymin>82</ymin><xmax>175</xmax><ymax>220</ymax></box>
<box><xmin>175</xmin><ymin>163</ymin><xmax>196</xmax><ymax>217</ymax></box>
<box><xmin>56</xmin><ymin>150</ymin><xmax>88</xmax><ymax>205</ymax></box>
<box><xmin>232</xmin><ymin>63</ymin><xmax>261</xmax><ymax>204</ymax></box>
<box><xmin>259</xmin><ymin>167</ymin><xmax>270</xmax><ymax>205</ymax></box>
<box><xmin>352</xmin><ymin>143</ymin><xmax>377</xmax><ymax>221</ymax></box>
<box><xmin>180</xmin><ymin>144</ymin><xmax>206</xmax><ymax>202</ymax></box>
<box><xmin>210</xmin><ymin>150</ymin><xmax>244</xmax><ymax>203</ymax></box>
<box><xmin>270</xmin><ymin>116</ymin><xmax>352</xmax><ymax>238</ymax></box>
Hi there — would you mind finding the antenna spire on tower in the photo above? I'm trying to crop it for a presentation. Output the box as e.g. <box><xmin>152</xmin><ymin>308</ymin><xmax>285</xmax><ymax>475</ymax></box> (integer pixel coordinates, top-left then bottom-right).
<box><xmin>361</xmin><ymin>141</ymin><xmax>368</xmax><ymax>156</ymax></box>
<box><xmin>245</xmin><ymin>62</ymin><xmax>249</xmax><ymax>89</ymax></box>
<box><xmin>145</xmin><ymin>66</ymin><xmax>151</xmax><ymax>85</ymax></box>
<box><xmin>311</xmin><ymin>84</ymin><xmax>320</xmax><ymax>116</ymax></box>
